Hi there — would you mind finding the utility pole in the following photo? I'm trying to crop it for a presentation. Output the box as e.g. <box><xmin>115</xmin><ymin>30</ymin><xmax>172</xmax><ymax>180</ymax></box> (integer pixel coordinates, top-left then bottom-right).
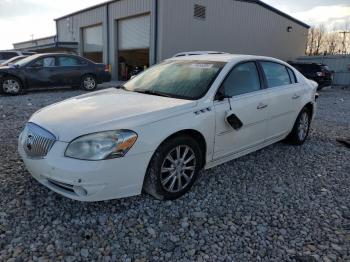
<box><xmin>339</xmin><ymin>31</ymin><xmax>350</xmax><ymax>54</ymax></box>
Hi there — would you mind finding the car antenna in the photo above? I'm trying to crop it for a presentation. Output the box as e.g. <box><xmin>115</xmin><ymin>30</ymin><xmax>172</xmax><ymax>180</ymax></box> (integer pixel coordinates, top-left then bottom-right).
<box><xmin>228</xmin><ymin>96</ymin><xmax>232</xmax><ymax>110</ymax></box>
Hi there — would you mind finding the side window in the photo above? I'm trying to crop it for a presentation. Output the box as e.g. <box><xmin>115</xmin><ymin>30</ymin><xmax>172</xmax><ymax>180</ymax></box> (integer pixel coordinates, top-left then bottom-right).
<box><xmin>221</xmin><ymin>62</ymin><xmax>261</xmax><ymax>97</ymax></box>
<box><xmin>58</xmin><ymin>56</ymin><xmax>81</xmax><ymax>66</ymax></box>
<box><xmin>287</xmin><ymin>67</ymin><xmax>297</xmax><ymax>84</ymax></box>
<box><xmin>260</xmin><ymin>62</ymin><xmax>291</xmax><ymax>88</ymax></box>
<box><xmin>32</xmin><ymin>57</ymin><xmax>56</xmax><ymax>67</ymax></box>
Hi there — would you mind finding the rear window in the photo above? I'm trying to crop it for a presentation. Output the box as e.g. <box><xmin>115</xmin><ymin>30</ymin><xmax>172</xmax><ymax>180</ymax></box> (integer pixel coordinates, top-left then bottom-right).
<box><xmin>260</xmin><ymin>62</ymin><xmax>291</xmax><ymax>88</ymax></box>
<box><xmin>287</xmin><ymin>67</ymin><xmax>297</xmax><ymax>84</ymax></box>
<box><xmin>58</xmin><ymin>56</ymin><xmax>84</xmax><ymax>66</ymax></box>
<box><xmin>0</xmin><ymin>52</ymin><xmax>18</xmax><ymax>60</ymax></box>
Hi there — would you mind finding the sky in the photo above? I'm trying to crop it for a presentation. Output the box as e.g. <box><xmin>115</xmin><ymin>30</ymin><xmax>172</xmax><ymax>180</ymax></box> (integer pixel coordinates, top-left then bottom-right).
<box><xmin>0</xmin><ymin>0</ymin><xmax>349</xmax><ymax>50</ymax></box>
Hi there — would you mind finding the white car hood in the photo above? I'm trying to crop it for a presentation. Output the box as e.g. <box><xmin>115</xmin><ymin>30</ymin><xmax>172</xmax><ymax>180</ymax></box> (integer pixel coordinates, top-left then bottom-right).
<box><xmin>30</xmin><ymin>88</ymin><xmax>196</xmax><ymax>142</ymax></box>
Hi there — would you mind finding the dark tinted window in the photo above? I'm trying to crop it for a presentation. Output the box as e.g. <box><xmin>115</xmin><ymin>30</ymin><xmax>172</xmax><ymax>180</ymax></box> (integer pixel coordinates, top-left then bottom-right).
<box><xmin>222</xmin><ymin>62</ymin><xmax>261</xmax><ymax>97</ymax></box>
<box><xmin>32</xmin><ymin>57</ymin><xmax>56</xmax><ymax>67</ymax></box>
<box><xmin>292</xmin><ymin>64</ymin><xmax>320</xmax><ymax>73</ymax></box>
<box><xmin>58</xmin><ymin>56</ymin><xmax>83</xmax><ymax>66</ymax></box>
<box><xmin>0</xmin><ymin>52</ymin><xmax>18</xmax><ymax>60</ymax></box>
<box><xmin>287</xmin><ymin>67</ymin><xmax>297</xmax><ymax>83</ymax></box>
<box><xmin>261</xmin><ymin>62</ymin><xmax>291</xmax><ymax>88</ymax></box>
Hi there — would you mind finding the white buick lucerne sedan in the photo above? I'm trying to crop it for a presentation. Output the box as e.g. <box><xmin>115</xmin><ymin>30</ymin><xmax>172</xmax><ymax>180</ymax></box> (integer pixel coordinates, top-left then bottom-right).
<box><xmin>18</xmin><ymin>54</ymin><xmax>318</xmax><ymax>201</ymax></box>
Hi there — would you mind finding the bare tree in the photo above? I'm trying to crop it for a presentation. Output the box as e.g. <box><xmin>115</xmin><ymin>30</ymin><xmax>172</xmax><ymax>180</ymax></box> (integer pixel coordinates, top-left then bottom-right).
<box><xmin>314</xmin><ymin>24</ymin><xmax>326</xmax><ymax>55</ymax></box>
<box><xmin>306</xmin><ymin>27</ymin><xmax>316</xmax><ymax>56</ymax></box>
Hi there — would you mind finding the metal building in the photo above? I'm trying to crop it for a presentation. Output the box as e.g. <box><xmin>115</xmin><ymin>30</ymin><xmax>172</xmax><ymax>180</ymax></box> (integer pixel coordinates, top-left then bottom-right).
<box><xmin>55</xmin><ymin>0</ymin><xmax>310</xmax><ymax>80</ymax></box>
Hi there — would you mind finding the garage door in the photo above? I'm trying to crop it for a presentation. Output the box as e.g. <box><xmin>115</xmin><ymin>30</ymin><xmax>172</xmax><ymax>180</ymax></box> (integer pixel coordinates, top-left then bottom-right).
<box><xmin>118</xmin><ymin>15</ymin><xmax>151</xmax><ymax>50</ymax></box>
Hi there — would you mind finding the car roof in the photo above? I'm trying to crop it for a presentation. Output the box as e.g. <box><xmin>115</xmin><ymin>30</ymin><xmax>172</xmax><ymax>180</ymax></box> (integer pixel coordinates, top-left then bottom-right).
<box><xmin>30</xmin><ymin>53</ymin><xmax>79</xmax><ymax>58</ymax></box>
<box><xmin>169</xmin><ymin>54</ymin><xmax>286</xmax><ymax>64</ymax></box>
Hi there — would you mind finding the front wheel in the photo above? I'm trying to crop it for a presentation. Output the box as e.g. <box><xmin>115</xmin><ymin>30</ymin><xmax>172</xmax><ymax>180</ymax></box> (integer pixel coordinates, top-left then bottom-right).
<box><xmin>143</xmin><ymin>135</ymin><xmax>203</xmax><ymax>200</ymax></box>
<box><xmin>287</xmin><ymin>108</ymin><xmax>311</xmax><ymax>145</ymax></box>
<box><xmin>81</xmin><ymin>75</ymin><xmax>97</xmax><ymax>91</ymax></box>
<box><xmin>1</xmin><ymin>77</ymin><xmax>23</xmax><ymax>95</ymax></box>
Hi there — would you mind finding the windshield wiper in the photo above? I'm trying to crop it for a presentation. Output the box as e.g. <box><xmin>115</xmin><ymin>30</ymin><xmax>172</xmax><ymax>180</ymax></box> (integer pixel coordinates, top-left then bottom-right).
<box><xmin>134</xmin><ymin>89</ymin><xmax>172</xmax><ymax>98</ymax></box>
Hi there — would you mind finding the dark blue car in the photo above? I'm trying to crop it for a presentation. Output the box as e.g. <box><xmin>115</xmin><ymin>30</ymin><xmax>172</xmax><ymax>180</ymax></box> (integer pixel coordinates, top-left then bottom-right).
<box><xmin>0</xmin><ymin>53</ymin><xmax>111</xmax><ymax>95</ymax></box>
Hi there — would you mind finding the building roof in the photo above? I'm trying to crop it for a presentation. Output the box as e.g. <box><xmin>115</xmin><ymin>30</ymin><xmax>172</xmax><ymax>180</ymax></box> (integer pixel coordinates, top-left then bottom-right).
<box><xmin>54</xmin><ymin>0</ymin><xmax>310</xmax><ymax>29</ymax></box>
<box><xmin>13</xmin><ymin>35</ymin><xmax>56</xmax><ymax>46</ymax></box>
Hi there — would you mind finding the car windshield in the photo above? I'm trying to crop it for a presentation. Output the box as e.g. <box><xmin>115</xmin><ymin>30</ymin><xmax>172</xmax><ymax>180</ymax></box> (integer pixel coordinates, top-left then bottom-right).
<box><xmin>123</xmin><ymin>60</ymin><xmax>225</xmax><ymax>100</ymax></box>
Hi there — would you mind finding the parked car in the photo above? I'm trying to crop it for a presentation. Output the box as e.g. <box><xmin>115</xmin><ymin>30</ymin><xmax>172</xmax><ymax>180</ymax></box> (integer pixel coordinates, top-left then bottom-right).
<box><xmin>0</xmin><ymin>51</ymin><xmax>35</xmax><ymax>64</ymax></box>
<box><xmin>18</xmin><ymin>54</ymin><xmax>318</xmax><ymax>201</ymax></box>
<box><xmin>289</xmin><ymin>62</ymin><xmax>333</xmax><ymax>90</ymax></box>
<box><xmin>0</xmin><ymin>53</ymin><xmax>111</xmax><ymax>95</ymax></box>
<box><xmin>0</xmin><ymin>55</ymin><xmax>28</xmax><ymax>67</ymax></box>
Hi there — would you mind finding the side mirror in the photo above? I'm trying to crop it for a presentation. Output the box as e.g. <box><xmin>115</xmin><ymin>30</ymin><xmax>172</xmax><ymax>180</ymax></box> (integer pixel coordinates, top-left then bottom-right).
<box><xmin>215</xmin><ymin>89</ymin><xmax>231</xmax><ymax>101</ymax></box>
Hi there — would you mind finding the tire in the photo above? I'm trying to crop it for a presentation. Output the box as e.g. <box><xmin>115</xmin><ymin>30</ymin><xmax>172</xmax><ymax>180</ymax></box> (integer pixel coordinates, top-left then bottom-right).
<box><xmin>81</xmin><ymin>75</ymin><xmax>97</xmax><ymax>91</ymax></box>
<box><xmin>287</xmin><ymin>107</ymin><xmax>311</xmax><ymax>145</ymax></box>
<box><xmin>1</xmin><ymin>76</ymin><xmax>23</xmax><ymax>95</ymax></box>
<box><xmin>143</xmin><ymin>135</ymin><xmax>203</xmax><ymax>200</ymax></box>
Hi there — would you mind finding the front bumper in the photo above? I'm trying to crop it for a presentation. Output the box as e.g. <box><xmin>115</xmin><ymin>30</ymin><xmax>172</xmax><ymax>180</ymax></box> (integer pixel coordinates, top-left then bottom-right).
<box><xmin>18</xmin><ymin>138</ymin><xmax>153</xmax><ymax>201</ymax></box>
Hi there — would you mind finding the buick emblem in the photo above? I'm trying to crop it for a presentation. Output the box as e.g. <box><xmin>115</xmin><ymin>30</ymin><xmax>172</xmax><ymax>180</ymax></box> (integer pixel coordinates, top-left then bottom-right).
<box><xmin>26</xmin><ymin>134</ymin><xmax>34</xmax><ymax>151</ymax></box>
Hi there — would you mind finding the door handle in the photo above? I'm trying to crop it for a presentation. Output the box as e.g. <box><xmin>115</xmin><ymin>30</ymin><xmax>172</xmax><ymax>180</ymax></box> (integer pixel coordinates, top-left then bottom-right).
<box><xmin>257</xmin><ymin>103</ymin><xmax>268</xmax><ymax>110</ymax></box>
<box><xmin>292</xmin><ymin>94</ymin><xmax>300</xmax><ymax>99</ymax></box>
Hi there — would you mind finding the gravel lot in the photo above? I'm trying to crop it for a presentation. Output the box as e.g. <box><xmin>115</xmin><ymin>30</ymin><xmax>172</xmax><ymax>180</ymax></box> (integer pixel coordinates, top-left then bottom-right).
<box><xmin>0</xmin><ymin>86</ymin><xmax>349</xmax><ymax>262</ymax></box>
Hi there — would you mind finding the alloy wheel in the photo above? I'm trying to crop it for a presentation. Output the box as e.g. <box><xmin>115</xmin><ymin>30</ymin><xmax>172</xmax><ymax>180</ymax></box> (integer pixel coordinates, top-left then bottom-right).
<box><xmin>160</xmin><ymin>145</ymin><xmax>197</xmax><ymax>193</ymax></box>
<box><xmin>3</xmin><ymin>79</ymin><xmax>20</xmax><ymax>94</ymax></box>
<box><xmin>298</xmin><ymin>112</ymin><xmax>309</xmax><ymax>141</ymax></box>
<box><xmin>83</xmin><ymin>77</ymin><xmax>96</xmax><ymax>90</ymax></box>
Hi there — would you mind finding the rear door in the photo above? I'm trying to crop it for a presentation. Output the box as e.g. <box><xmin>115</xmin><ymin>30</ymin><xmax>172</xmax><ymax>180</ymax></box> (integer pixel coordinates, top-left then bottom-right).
<box><xmin>24</xmin><ymin>56</ymin><xmax>58</xmax><ymax>87</ymax></box>
<box><xmin>213</xmin><ymin>61</ymin><xmax>270</xmax><ymax>159</ymax></box>
<box><xmin>57</xmin><ymin>56</ymin><xmax>87</xmax><ymax>86</ymax></box>
<box><xmin>259</xmin><ymin>61</ymin><xmax>303</xmax><ymax>140</ymax></box>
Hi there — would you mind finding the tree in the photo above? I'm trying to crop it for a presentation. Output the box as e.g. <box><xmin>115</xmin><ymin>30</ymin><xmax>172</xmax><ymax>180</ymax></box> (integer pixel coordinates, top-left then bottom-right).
<box><xmin>306</xmin><ymin>27</ymin><xmax>316</xmax><ymax>56</ymax></box>
<box><xmin>314</xmin><ymin>24</ymin><xmax>326</xmax><ymax>55</ymax></box>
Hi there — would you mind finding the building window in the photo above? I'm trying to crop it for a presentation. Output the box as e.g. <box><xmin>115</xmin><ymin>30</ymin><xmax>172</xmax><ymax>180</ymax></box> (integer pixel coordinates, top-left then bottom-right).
<box><xmin>82</xmin><ymin>25</ymin><xmax>103</xmax><ymax>63</ymax></box>
<box><xmin>194</xmin><ymin>4</ymin><xmax>206</xmax><ymax>20</ymax></box>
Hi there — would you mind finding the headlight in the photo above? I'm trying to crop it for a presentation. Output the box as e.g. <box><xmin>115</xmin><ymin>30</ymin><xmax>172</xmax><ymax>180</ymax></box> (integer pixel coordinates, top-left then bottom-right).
<box><xmin>65</xmin><ymin>130</ymin><xmax>138</xmax><ymax>161</ymax></box>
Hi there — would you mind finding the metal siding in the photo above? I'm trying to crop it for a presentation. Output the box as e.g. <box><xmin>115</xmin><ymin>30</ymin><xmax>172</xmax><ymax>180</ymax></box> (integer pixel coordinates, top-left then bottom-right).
<box><xmin>56</xmin><ymin>6</ymin><xmax>107</xmax><ymax>62</ymax></box>
<box><xmin>159</xmin><ymin>0</ymin><xmax>308</xmax><ymax>61</ymax></box>
<box><xmin>297</xmin><ymin>55</ymin><xmax>350</xmax><ymax>86</ymax></box>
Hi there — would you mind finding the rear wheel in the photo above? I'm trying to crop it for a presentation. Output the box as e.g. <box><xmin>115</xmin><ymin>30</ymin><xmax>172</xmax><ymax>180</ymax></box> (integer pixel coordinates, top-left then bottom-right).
<box><xmin>81</xmin><ymin>75</ymin><xmax>97</xmax><ymax>91</ymax></box>
<box><xmin>1</xmin><ymin>77</ymin><xmax>22</xmax><ymax>95</ymax></box>
<box><xmin>143</xmin><ymin>135</ymin><xmax>202</xmax><ymax>200</ymax></box>
<box><xmin>287</xmin><ymin>107</ymin><xmax>311</xmax><ymax>145</ymax></box>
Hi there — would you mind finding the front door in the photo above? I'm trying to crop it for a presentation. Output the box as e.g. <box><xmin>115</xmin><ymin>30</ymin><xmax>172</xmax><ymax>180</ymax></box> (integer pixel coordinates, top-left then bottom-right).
<box><xmin>25</xmin><ymin>57</ymin><xmax>58</xmax><ymax>87</ymax></box>
<box><xmin>214</xmin><ymin>61</ymin><xmax>270</xmax><ymax>160</ymax></box>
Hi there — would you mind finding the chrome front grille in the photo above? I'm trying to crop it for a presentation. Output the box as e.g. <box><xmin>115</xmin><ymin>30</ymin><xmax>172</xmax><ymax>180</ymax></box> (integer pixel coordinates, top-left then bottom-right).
<box><xmin>21</xmin><ymin>123</ymin><xmax>56</xmax><ymax>159</ymax></box>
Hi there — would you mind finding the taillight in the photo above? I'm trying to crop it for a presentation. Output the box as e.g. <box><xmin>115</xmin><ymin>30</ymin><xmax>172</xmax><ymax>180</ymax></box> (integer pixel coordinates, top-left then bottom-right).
<box><xmin>104</xmin><ymin>64</ymin><xmax>111</xmax><ymax>73</ymax></box>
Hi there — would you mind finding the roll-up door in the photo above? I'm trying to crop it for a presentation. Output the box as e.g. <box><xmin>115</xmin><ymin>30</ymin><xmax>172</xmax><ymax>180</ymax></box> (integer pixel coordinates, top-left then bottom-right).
<box><xmin>118</xmin><ymin>15</ymin><xmax>151</xmax><ymax>50</ymax></box>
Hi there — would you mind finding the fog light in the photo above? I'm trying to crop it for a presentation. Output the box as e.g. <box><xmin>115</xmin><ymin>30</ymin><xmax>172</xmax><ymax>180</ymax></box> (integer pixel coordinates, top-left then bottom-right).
<box><xmin>73</xmin><ymin>186</ymin><xmax>88</xmax><ymax>197</ymax></box>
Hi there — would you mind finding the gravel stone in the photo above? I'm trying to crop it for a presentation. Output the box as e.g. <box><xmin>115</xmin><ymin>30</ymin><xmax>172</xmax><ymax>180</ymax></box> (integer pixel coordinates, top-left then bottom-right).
<box><xmin>0</xmin><ymin>86</ymin><xmax>349</xmax><ymax>261</ymax></box>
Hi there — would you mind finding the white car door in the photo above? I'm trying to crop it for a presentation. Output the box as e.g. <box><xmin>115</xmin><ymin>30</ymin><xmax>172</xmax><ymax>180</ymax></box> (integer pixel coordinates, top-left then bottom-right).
<box><xmin>213</xmin><ymin>61</ymin><xmax>270</xmax><ymax>160</ymax></box>
<box><xmin>259</xmin><ymin>61</ymin><xmax>303</xmax><ymax>140</ymax></box>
